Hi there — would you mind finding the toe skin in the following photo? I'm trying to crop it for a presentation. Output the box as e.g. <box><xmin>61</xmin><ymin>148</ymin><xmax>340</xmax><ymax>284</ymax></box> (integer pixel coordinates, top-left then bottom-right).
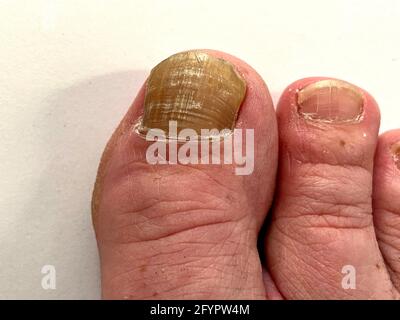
<box><xmin>373</xmin><ymin>129</ymin><xmax>400</xmax><ymax>290</ymax></box>
<box><xmin>266</xmin><ymin>77</ymin><xmax>398</xmax><ymax>299</ymax></box>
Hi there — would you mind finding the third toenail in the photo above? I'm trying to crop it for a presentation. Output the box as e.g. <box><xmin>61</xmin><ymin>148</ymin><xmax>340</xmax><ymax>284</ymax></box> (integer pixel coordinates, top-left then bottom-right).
<box><xmin>391</xmin><ymin>142</ymin><xmax>400</xmax><ymax>169</ymax></box>
<box><xmin>297</xmin><ymin>79</ymin><xmax>364</xmax><ymax>122</ymax></box>
<box><xmin>139</xmin><ymin>51</ymin><xmax>246</xmax><ymax>137</ymax></box>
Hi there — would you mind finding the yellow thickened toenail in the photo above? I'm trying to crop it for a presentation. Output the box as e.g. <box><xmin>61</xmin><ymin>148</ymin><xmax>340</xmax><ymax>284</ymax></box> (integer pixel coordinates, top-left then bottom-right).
<box><xmin>138</xmin><ymin>51</ymin><xmax>246</xmax><ymax>137</ymax></box>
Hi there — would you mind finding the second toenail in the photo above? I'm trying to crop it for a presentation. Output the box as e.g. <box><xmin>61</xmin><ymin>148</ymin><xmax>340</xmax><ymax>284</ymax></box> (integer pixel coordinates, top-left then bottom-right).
<box><xmin>391</xmin><ymin>142</ymin><xmax>400</xmax><ymax>169</ymax></box>
<box><xmin>138</xmin><ymin>51</ymin><xmax>246</xmax><ymax>137</ymax></box>
<box><xmin>297</xmin><ymin>79</ymin><xmax>364</xmax><ymax>122</ymax></box>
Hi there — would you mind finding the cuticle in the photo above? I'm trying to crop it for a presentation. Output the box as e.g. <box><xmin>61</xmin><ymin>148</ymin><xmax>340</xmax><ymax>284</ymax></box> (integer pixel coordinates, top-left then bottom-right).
<box><xmin>132</xmin><ymin>116</ymin><xmax>235</xmax><ymax>143</ymax></box>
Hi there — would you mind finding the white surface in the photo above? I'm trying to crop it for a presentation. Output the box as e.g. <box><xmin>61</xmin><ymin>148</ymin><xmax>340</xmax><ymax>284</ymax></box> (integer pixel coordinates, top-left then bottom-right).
<box><xmin>0</xmin><ymin>0</ymin><xmax>399</xmax><ymax>299</ymax></box>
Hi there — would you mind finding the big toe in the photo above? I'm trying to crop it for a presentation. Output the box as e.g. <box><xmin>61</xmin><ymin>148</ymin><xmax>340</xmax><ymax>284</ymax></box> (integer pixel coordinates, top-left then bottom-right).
<box><xmin>92</xmin><ymin>50</ymin><xmax>278</xmax><ymax>299</ymax></box>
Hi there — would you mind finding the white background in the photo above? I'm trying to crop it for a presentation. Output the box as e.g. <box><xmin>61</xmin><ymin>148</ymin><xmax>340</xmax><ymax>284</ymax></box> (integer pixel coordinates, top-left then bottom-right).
<box><xmin>0</xmin><ymin>0</ymin><xmax>399</xmax><ymax>299</ymax></box>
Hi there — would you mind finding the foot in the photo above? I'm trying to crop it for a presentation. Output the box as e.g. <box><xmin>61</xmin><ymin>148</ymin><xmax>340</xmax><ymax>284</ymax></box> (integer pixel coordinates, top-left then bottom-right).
<box><xmin>92</xmin><ymin>50</ymin><xmax>400</xmax><ymax>299</ymax></box>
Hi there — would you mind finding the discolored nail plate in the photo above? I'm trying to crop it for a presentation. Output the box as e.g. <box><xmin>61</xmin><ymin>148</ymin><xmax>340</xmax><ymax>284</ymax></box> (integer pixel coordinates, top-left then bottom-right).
<box><xmin>297</xmin><ymin>79</ymin><xmax>364</xmax><ymax>123</ymax></box>
<box><xmin>392</xmin><ymin>142</ymin><xmax>400</xmax><ymax>169</ymax></box>
<box><xmin>139</xmin><ymin>51</ymin><xmax>246</xmax><ymax>137</ymax></box>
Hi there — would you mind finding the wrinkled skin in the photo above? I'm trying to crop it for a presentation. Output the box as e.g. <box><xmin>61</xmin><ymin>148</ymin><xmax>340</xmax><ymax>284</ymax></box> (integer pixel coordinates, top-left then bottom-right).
<box><xmin>92</xmin><ymin>50</ymin><xmax>400</xmax><ymax>299</ymax></box>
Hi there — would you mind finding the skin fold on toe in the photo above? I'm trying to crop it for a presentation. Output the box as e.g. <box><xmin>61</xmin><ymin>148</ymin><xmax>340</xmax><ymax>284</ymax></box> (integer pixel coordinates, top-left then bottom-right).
<box><xmin>266</xmin><ymin>77</ymin><xmax>400</xmax><ymax>299</ymax></box>
<box><xmin>92</xmin><ymin>50</ymin><xmax>278</xmax><ymax>299</ymax></box>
